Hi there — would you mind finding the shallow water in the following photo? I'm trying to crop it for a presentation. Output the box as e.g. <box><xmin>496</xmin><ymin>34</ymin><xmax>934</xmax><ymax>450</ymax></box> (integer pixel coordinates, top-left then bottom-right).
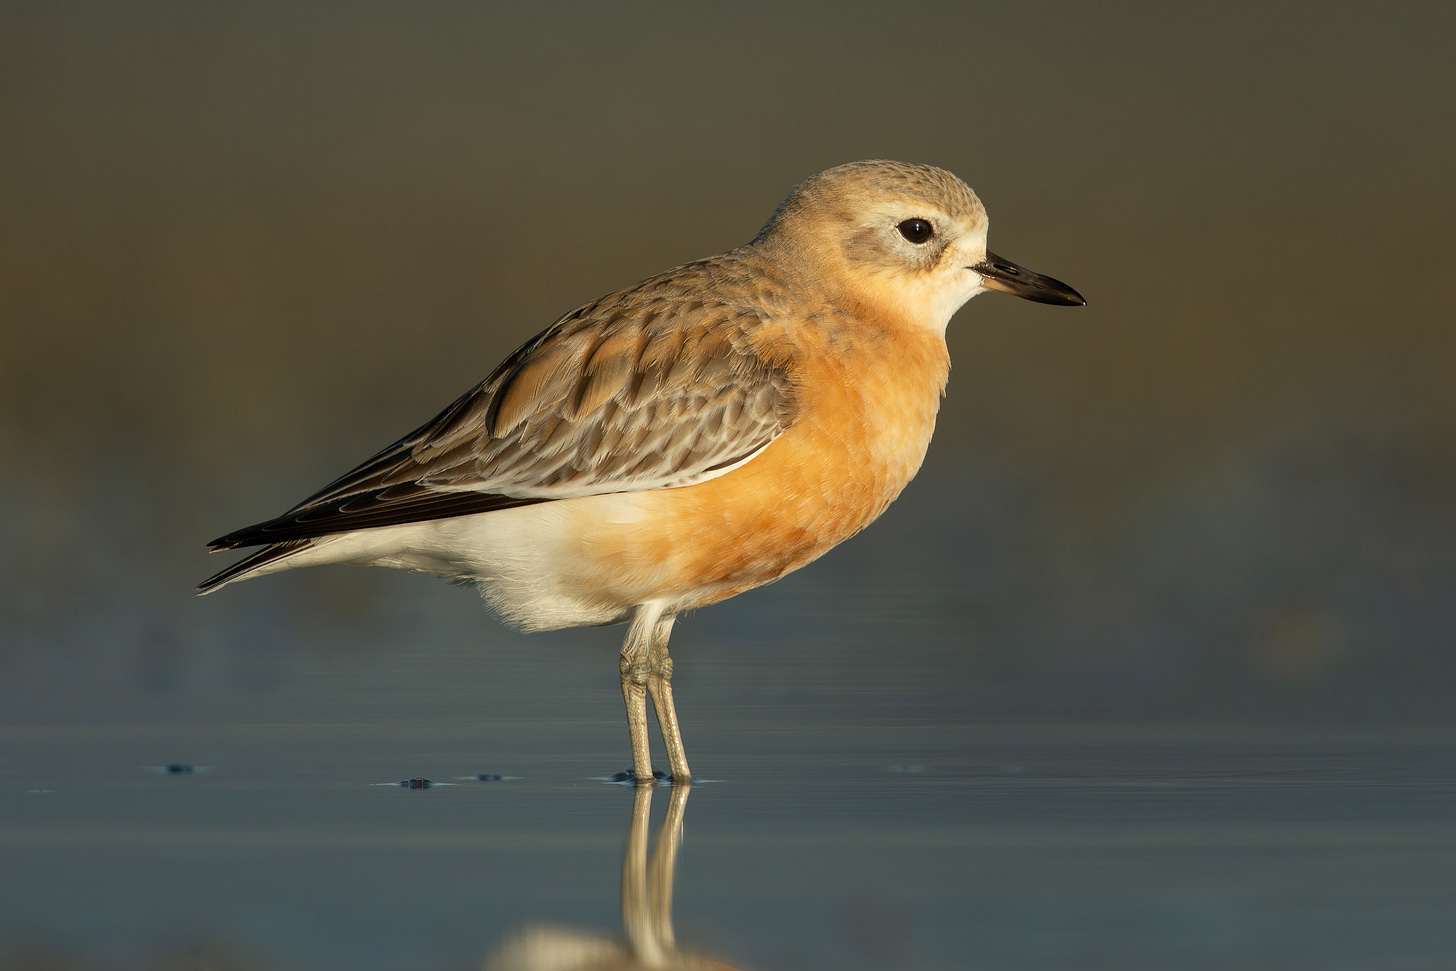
<box><xmin>7</xmin><ymin>695</ymin><xmax>1456</xmax><ymax>969</ymax></box>
<box><xmin>5</xmin><ymin>554</ymin><xmax>1456</xmax><ymax>969</ymax></box>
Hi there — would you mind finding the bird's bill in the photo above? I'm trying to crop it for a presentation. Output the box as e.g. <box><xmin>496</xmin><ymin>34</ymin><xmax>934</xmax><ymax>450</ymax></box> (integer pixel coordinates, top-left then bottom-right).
<box><xmin>972</xmin><ymin>252</ymin><xmax>1085</xmax><ymax>306</ymax></box>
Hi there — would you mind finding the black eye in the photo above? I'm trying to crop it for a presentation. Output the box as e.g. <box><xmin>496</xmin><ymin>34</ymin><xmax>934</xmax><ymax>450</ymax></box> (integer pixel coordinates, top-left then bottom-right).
<box><xmin>897</xmin><ymin>218</ymin><xmax>934</xmax><ymax>244</ymax></box>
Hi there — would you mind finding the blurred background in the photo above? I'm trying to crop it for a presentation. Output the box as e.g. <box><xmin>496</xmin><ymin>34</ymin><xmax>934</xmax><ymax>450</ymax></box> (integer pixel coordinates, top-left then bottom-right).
<box><xmin>1</xmin><ymin>2</ymin><xmax>1455</xmax><ymax>968</ymax></box>
<box><xmin>3</xmin><ymin>0</ymin><xmax>1452</xmax><ymax>722</ymax></box>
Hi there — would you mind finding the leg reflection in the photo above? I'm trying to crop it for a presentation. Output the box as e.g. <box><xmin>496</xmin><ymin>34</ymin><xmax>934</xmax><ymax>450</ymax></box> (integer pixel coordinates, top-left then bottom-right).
<box><xmin>484</xmin><ymin>783</ymin><xmax>739</xmax><ymax>971</ymax></box>
<box><xmin>622</xmin><ymin>780</ymin><xmax>691</xmax><ymax>964</ymax></box>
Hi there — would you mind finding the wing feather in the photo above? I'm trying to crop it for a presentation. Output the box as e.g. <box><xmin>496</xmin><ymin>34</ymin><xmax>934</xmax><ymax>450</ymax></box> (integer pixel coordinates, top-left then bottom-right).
<box><xmin>209</xmin><ymin>258</ymin><xmax>800</xmax><ymax>551</ymax></box>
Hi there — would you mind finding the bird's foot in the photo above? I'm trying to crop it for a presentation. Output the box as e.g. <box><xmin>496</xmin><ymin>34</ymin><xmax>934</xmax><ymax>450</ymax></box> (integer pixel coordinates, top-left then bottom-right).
<box><xmin>607</xmin><ymin>766</ymin><xmax>694</xmax><ymax>785</ymax></box>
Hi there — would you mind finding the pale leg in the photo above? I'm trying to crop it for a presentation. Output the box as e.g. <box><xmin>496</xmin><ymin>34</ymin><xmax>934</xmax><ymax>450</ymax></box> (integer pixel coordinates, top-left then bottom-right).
<box><xmin>646</xmin><ymin>612</ymin><xmax>692</xmax><ymax>784</ymax></box>
<box><xmin>619</xmin><ymin>603</ymin><xmax>662</xmax><ymax>783</ymax></box>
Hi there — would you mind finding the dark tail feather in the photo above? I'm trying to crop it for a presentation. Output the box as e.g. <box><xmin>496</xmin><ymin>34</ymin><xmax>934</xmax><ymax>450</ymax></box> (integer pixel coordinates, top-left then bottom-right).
<box><xmin>196</xmin><ymin>539</ymin><xmax>312</xmax><ymax>595</ymax></box>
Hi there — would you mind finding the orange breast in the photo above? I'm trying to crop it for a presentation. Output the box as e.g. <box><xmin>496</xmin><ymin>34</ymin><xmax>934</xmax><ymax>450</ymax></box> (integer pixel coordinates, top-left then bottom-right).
<box><xmin>582</xmin><ymin>317</ymin><xmax>951</xmax><ymax>611</ymax></box>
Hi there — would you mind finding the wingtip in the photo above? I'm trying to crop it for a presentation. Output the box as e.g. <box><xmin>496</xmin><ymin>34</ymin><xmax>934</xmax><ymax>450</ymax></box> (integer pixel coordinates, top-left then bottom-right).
<box><xmin>196</xmin><ymin>538</ymin><xmax>314</xmax><ymax>596</ymax></box>
<box><xmin>206</xmin><ymin>533</ymin><xmax>245</xmax><ymax>552</ymax></box>
<box><xmin>195</xmin><ymin>567</ymin><xmax>237</xmax><ymax>595</ymax></box>
<box><xmin>195</xmin><ymin>572</ymin><xmax>226</xmax><ymax>595</ymax></box>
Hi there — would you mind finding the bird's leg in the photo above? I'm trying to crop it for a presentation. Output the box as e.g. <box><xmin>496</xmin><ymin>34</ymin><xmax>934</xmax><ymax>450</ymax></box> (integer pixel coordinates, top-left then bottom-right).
<box><xmin>646</xmin><ymin>612</ymin><xmax>692</xmax><ymax>784</ymax></box>
<box><xmin>620</xmin><ymin>604</ymin><xmax>661</xmax><ymax>784</ymax></box>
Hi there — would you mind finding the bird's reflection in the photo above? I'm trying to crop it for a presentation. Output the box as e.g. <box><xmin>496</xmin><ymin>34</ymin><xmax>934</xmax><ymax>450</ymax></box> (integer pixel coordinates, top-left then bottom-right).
<box><xmin>484</xmin><ymin>784</ymin><xmax>741</xmax><ymax>971</ymax></box>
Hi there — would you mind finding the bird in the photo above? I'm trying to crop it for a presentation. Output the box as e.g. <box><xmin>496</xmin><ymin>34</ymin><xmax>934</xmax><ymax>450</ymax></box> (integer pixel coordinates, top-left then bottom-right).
<box><xmin>199</xmin><ymin>160</ymin><xmax>1085</xmax><ymax>784</ymax></box>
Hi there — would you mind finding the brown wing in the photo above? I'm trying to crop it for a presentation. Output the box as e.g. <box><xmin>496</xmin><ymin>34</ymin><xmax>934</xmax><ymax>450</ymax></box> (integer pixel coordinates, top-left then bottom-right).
<box><xmin>208</xmin><ymin>258</ymin><xmax>799</xmax><ymax>551</ymax></box>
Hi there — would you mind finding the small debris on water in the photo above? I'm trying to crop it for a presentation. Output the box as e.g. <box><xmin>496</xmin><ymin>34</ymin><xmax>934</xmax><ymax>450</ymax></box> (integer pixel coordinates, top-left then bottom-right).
<box><xmin>372</xmin><ymin>778</ymin><xmax>456</xmax><ymax>789</ymax></box>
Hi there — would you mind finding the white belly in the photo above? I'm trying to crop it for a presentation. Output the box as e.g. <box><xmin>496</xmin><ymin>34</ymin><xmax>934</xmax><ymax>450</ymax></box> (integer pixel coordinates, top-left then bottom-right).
<box><xmin>240</xmin><ymin>492</ymin><xmax>696</xmax><ymax>632</ymax></box>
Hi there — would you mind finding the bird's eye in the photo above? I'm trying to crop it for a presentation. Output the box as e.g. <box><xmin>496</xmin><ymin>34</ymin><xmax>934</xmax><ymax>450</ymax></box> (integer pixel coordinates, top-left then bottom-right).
<box><xmin>897</xmin><ymin>218</ymin><xmax>934</xmax><ymax>244</ymax></box>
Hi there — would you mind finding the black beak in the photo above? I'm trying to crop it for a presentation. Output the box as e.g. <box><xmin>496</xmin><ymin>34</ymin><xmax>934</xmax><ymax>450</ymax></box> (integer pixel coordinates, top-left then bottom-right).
<box><xmin>971</xmin><ymin>251</ymin><xmax>1085</xmax><ymax>306</ymax></box>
